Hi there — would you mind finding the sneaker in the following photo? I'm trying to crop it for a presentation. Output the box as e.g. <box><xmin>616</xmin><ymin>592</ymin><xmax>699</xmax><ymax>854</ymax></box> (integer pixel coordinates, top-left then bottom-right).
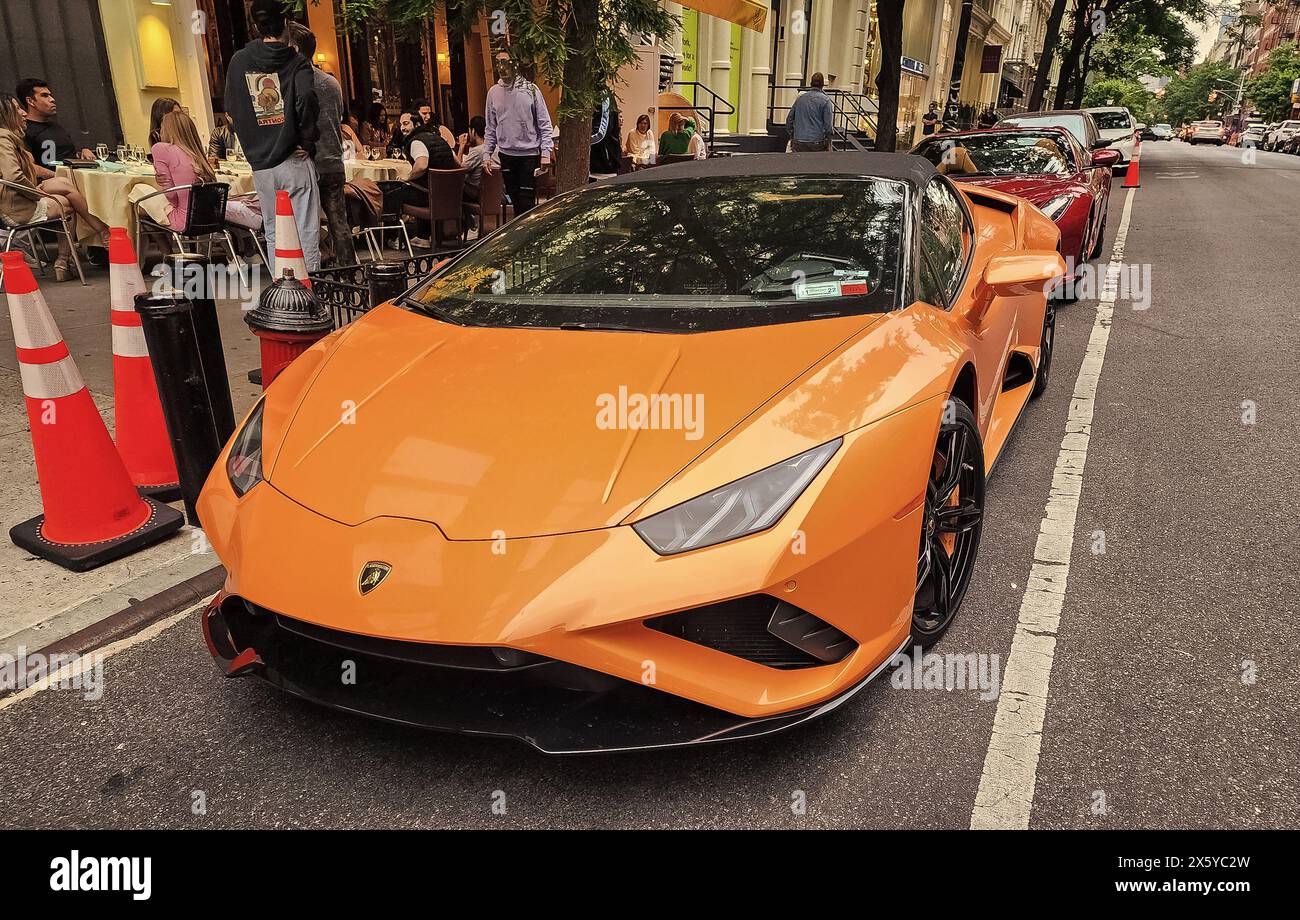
<box><xmin>409</xmin><ymin>237</ymin><xmax>431</xmax><ymax>248</ymax></box>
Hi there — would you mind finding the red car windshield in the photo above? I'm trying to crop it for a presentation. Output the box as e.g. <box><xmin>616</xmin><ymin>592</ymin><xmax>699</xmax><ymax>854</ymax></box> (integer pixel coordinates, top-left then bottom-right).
<box><xmin>913</xmin><ymin>131</ymin><xmax>1076</xmax><ymax>178</ymax></box>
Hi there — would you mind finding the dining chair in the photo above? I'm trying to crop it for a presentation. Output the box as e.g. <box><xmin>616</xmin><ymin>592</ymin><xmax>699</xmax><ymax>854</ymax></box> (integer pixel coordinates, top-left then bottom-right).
<box><xmin>464</xmin><ymin>167</ymin><xmax>507</xmax><ymax>237</ymax></box>
<box><xmin>354</xmin><ymin>180</ymin><xmax>415</xmax><ymax>260</ymax></box>
<box><xmin>132</xmin><ymin>183</ymin><xmax>265</xmax><ymax>281</ymax></box>
<box><xmin>402</xmin><ymin>167</ymin><xmax>468</xmax><ymax>248</ymax></box>
<box><xmin>0</xmin><ymin>179</ymin><xmax>88</xmax><ymax>286</ymax></box>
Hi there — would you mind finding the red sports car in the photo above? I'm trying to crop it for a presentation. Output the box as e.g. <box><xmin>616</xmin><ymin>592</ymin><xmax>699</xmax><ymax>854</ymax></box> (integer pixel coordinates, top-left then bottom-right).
<box><xmin>911</xmin><ymin>126</ymin><xmax>1118</xmax><ymax>282</ymax></box>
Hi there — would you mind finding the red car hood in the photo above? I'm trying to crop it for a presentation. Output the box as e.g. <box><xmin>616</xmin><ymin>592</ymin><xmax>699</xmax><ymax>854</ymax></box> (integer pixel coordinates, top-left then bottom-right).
<box><xmin>956</xmin><ymin>174</ymin><xmax>1077</xmax><ymax>206</ymax></box>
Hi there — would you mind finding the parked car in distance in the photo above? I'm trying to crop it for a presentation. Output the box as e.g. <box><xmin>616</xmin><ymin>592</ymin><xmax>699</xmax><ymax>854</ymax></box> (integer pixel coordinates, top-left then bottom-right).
<box><xmin>1266</xmin><ymin>120</ymin><xmax>1300</xmax><ymax>151</ymax></box>
<box><xmin>1189</xmin><ymin>120</ymin><xmax>1225</xmax><ymax>145</ymax></box>
<box><xmin>1083</xmin><ymin>106</ymin><xmax>1138</xmax><ymax>171</ymax></box>
<box><xmin>1141</xmin><ymin>123</ymin><xmax>1173</xmax><ymax>141</ymax></box>
<box><xmin>996</xmin><ymin>109</ymin><xmax>1107</xmax><ymax>155</ymax></box>
<box><xmin>1240</xmin><ymin>124</ymin><xmax>1268</xmax><ymax>148</ymax></box>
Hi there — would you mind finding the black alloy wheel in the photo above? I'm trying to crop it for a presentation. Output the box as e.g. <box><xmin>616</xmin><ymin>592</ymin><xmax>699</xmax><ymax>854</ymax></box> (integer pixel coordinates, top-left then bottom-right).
<box><xmin>1031</xmin><ymin>302</ymin><xmax>1055</xmax><ymax>400</ymax></box>
<box><xmin>913</xmin><ymin>398</ymin><xmax>986</xmax><ymax>646</ymax></box>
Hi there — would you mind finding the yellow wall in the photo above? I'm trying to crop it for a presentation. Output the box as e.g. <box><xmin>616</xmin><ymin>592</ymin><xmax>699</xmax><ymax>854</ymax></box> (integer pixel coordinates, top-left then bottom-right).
<box><xmin>99</xmin><ymin>0</ymin><xmax>211</xmax><ymax>147</ymax></box>
<box><xmin>306</xmin><ymin>0</ymin><xmax>342</xmax><ymax>79</ymax></box>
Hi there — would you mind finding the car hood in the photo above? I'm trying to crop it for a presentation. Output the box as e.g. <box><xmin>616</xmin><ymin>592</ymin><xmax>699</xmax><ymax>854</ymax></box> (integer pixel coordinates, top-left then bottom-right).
<box><xmin>1097</xmin><ymin>128</ymin><xmax>1133</xmax><ymax>142</ymax></box>
<box><xmin>267</xmin><ymin>304</ymin><xmax>873</xmax><ymax>538</ymax></box>
<box><xmin>958</xmin><ymin>174</ymin><xmax>1077</xmax><ymax>205</ymax></box>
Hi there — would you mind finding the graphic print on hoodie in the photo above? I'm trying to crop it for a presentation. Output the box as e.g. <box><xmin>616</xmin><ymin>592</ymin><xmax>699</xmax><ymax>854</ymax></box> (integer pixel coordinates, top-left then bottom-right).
<box><xmin>224</xmin><ymin>38</ymin><xmax>320</xmax><ymax>171</ymax></box>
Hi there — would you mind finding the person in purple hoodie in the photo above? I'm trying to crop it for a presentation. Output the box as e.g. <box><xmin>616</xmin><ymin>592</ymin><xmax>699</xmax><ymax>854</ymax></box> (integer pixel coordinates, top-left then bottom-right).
<box><xmin>482</xmin><ymin>50</ymin><xmax>554</xmax><ymax>217</ymax></box>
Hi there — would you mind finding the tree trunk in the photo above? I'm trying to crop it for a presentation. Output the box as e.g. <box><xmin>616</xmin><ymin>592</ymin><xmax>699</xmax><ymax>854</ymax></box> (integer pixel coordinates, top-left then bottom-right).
<box><xmin>1027</xmin><ymin>0</ymin><xmax>1070</xmax><ymax>111</ymax></box>
<box><xmin>1052</xmin><ymin>2</ymin><xmax>1091</xmax><ymax>109</ymax></box>
<box><xmin>874</xmin><ymin>0</ymin><xmax>906</xmax><ymax>151</ymax></box>
<box><xmin>1072</xmin><ymin>41</ymin><xmax>1093</xmax><ymax>108</ymax></box>
<box><xmin>554</xmin><ymin>0</ymin><xmax>598</xmax><ymax>194</ymax></box>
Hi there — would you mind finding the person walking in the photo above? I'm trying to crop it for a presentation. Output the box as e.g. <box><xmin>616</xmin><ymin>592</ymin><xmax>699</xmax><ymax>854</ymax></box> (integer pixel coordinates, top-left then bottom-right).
<box><xmin>482</xmin><ymin>50</ymin><xmax>553</xmax><ymax>217</ymax></box>
<box><xmin>786</xmin><ymin>72</ymin><xmax>834</xmax><ymax>152</ymax></box>
<box><xmin>285</xmin><ymin>22</ymin><xmax>354</xmax><ymax>266</ymax></box>
<box><xmin>223</xmin><ymin>0</ymin><xmax>320</xmax><ymax>273</ymax></box>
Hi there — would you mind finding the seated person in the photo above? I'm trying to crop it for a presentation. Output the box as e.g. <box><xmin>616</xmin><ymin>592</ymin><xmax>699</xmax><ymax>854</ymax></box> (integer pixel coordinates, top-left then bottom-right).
<box><xmin>685</xmin><ymin>117</ymin><xmax>708</xmax><ymax>160</ymax></box>
<box><xmin>398</xmin><ymin>110</ymin><xmax>460</xmax><ymax>237</ymax></box>
<box><xmin>658</xmin><ymin>113</ymin><xmax>691</xmax><ymax>157</ymax></box>
<box><xmin>153</xmin><ymin>110</ymin><xmax>261</xmax><ymax>230</ymax></box>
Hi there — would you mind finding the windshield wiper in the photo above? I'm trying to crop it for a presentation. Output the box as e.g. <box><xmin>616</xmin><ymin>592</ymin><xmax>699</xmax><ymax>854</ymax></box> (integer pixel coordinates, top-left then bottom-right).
<box><xmin>558</xmin><ymin>321</ymin><xmax>666</xmax><ymax>333</ymax></box>
<box><xmin>404</xmin><ymin>297</ymin><xmax>482</xmax><ymax>326</ymax></box>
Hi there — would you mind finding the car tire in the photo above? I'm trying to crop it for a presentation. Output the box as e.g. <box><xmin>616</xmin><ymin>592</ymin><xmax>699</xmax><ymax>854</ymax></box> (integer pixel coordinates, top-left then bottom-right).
<box><xmin>912</xmin><ymin>397</ymin><xmax>985</xmax><ymax>648</ymax></box>
<box><xmin>1031</xmin><ymin>302</ymin><xmax>1054</xmax><ymax>400</ymax></box>
<box><xmin>1089</xmin><ymin>215</ymin><xmax>1106</xmax><ymax>260</ymax></box>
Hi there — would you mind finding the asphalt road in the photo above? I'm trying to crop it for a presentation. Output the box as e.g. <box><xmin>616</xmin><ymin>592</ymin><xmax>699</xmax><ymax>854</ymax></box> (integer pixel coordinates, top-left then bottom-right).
<box><xmin>1</xmin><ymin>141</ymin><xmax>1296</xmax><ymax>829</ymax></box>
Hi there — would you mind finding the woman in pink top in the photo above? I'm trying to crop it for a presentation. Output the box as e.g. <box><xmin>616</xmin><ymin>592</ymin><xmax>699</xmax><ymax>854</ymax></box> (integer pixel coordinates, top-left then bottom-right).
<box><xmin>151</xmin><ymin>111</ymin><xmax>261</xmax><ymax>231</ymax></box>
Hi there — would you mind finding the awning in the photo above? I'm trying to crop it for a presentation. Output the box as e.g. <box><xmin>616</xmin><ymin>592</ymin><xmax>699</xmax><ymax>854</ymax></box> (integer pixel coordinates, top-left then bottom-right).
<box><xmin>676</xmin><ymin>0</ymin><xmax>768</xmax><ymax>32</ymax></box>
<box><xmin>1000</xmin><ymin>78</ymin><xmax>1025</xmax><ymax>99</ymax></box>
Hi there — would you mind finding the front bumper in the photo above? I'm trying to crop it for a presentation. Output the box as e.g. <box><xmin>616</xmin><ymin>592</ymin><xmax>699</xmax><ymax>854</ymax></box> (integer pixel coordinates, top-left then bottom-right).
<box><xmin>203</xmin><ymin>592</ymin><xmax>908</xmax><ymax>753</ymax></box>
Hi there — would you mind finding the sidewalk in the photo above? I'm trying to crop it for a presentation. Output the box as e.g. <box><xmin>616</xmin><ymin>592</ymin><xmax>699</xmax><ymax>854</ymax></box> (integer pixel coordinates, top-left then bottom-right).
<box><xmin>0</xmin><ymin>261</ymin><xmax>262</xmax><ymax>660</ymax></box>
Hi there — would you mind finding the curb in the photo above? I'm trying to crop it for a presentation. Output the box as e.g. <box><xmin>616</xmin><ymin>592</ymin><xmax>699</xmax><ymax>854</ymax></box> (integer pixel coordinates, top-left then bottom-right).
<box><xmin>31</xmin><ymin>564</ymin><xmax>225</xmax><ymax>664</ymax></box>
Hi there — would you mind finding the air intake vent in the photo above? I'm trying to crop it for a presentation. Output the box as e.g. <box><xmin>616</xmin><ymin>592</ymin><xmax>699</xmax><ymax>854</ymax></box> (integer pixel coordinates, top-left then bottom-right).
<box><xmin>646</xmin><ymin>595</ymin><xmax>856</xmax><ymax>669</ymax></box>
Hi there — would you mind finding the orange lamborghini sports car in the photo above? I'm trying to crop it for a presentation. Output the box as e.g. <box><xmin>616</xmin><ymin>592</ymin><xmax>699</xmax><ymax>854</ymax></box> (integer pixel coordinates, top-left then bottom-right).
<box><xmin>199</xmin><ymin>153</ymin><xmax>1064</xmax><ymax>753</ymax></box>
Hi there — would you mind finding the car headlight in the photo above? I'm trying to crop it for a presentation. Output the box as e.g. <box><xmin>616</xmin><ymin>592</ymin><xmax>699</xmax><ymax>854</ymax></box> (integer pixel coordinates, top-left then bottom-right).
<box><xmin>1039</xmin><ymin>195</ymin><xmax>1073</xmax><ymax>221</ymax></box>
<box><xmin>226</xmin><ymin>398</ymin><xmax>265</xmax><ymax>497</ymax></box>
<box><xmin>632</xmin><ymin>439</ymin><xmax>842</xmax><ymax>555</ymax></box>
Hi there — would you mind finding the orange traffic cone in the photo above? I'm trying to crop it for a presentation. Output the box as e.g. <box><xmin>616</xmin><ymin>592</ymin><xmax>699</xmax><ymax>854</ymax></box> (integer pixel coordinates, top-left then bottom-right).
<box><xmin>108</xmin><ymin>228</ymin><xmax>180</xmax><ymax>501</ymax></box>
<box><xmin>273</xmin><ymin>191</ymin><xmax>311</xmax><ymax>287</ymax></box>
<box><xmin>1123</xmin><ymin>143</ymin><xmax>1141</xmax><ymax>188</ymax></box>
<box><xmin>1</xmin><ymin>251</ymin><xmax>183</xmax><ymax>571</ymax></box>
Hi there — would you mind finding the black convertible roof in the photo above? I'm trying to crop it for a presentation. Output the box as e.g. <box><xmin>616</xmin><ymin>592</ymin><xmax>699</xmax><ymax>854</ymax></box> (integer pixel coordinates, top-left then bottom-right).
<box><xmin>602</xmin><ymin>151</ymin><xmax>938</xmax><ymax>187</ymax></box>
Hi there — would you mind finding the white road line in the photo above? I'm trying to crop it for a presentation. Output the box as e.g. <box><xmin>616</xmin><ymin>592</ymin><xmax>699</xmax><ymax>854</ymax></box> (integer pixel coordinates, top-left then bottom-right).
<box><xmin>0</xmin><ymin>604</ymin><xmax>199</xmax><ymax>714</ymax></box>
<box><xmin>969</xmin><ymin>187</ymin><xmax>1138</xmax><ymax>829</ymax></box>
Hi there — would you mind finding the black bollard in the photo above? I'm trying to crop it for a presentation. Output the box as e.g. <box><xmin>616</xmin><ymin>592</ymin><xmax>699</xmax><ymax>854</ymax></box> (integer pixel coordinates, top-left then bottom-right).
<box><xmin>161</xmin><ymin>253</ymin><xmax>237</xmax><ymax>444</ymax></box>
<box><xmin>134</xmin><ymin>289</ymin><xmax>227</xmax><ymax>527</ymax></box>
<box><xmin>366</xmin><ymin>260</ymin><xmax>410</xmax><ymax>308</ymax></box>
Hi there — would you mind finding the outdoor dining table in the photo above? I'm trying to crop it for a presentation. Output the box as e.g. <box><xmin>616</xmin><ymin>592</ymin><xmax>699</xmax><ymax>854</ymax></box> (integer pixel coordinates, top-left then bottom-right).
<box><xmin>56</xmin><ymin>156</ymin><xmax>412</xmax><ymax>240</ymax></box>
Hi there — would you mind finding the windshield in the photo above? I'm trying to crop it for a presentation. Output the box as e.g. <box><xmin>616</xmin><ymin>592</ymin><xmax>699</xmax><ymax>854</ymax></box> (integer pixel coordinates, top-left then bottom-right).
<box><xmin>999</xmin><ymin>114</ymin><xmax>1089</xmax><ymax>147</ymax></box>
<box><xmin>408</xmin><ymin>176</ymin><xmax>905</xmax><ymax>331</ymax></box>
<box><xmin>1090</xmin><ymin>111</ymin><xmax>1132</xmax><ymax>130</ymax></box>
<box><xmin>914</xmin><ymin>131</ymin><xmax>1075</xmax><ymax>177</ymax></box>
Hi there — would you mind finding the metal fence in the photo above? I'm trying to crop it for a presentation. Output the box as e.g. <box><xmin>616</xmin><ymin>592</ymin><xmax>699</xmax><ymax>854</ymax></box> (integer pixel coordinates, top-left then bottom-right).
<box><xmin>310</xmin><ymin>249</ymin><xmax>466</xmax><ymax>327</ymax></box>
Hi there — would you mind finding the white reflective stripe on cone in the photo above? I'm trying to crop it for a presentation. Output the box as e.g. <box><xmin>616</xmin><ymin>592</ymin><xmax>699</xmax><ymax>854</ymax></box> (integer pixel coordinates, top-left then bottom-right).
<box><xmin>112</xmin><ymin>322</ymin><xmax>150</xmax><ymax>359</ymax></box>
<box><xmin>19</xmin><ymin>355</ymin><xmax>85</xmax><ymax>400</ymax></box>
<box><xmin>6</xmin><ymin>291</ymin><xmax>62</xmax><ymax>349</ymax></box>
<box><xmin>110</xmin><ymin>270</ymin><xmax>147</xmax><ymax>312</ymax></box>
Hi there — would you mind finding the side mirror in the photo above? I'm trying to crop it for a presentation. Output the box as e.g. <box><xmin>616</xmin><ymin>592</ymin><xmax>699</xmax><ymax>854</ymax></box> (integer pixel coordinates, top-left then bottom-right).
<box><xmin>1091</xmin><ymin>147</ymin><xmax>1121</xmax><ymax>167</ymax></box>
<box><xmin>982</xmin><ymin>251</ymin><xmax>1066</xmax><ymax>298</ymax></box>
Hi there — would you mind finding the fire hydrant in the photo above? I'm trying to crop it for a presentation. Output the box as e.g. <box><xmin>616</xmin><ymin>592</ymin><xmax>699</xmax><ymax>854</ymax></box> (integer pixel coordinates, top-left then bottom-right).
<box><xmin>245</xmin><ymin>270</ymin><xmax>333</xmax><ymax>389</ymax></box>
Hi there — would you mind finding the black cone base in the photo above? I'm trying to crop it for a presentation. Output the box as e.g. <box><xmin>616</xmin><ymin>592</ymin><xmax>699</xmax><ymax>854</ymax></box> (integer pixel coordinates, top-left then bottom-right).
<box><xmin>137</xmin><ymin>482</ymin><xmax>183</xmax><ymax>503</ymax></box>
<box><xmin>10</xmin><ymin>499</ymin><xmax>185</xmax><ymax>573</ymax></box>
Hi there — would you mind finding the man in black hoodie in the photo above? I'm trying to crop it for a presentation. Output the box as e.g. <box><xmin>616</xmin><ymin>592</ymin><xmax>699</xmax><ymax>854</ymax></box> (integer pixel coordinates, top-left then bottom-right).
<box><xmin>225</xmin><ymin>0</ymin><xmax>321</xmax><ymax>272</ymax></box>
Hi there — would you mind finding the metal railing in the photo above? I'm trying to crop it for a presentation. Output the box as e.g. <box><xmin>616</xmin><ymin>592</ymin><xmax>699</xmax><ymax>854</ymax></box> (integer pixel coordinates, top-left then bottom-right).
<box><xmin>311</xmin><ymin>249</ymin><xmax>467</xmax><ymax>327</ymax></box>
<box><xmin>660</xmin><ymin>81</ymin><xmax>736</xmax><ymax>144</ymax></box>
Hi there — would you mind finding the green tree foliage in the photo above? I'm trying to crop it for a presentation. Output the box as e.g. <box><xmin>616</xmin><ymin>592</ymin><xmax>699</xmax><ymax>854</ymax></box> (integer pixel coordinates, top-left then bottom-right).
<box><xmin>1244</xmin><ymin>42</ymin><xmax>1300</xmax><ymax>122</ymax></box>
<box><xmin>308</xmin><ymin>0</ymin><xmax>678</xmax><ymax>193</ymax></box>
<box><xmin>1082</xmin><ymin>77</ymin><xmax>1155</xmax><ymax>120</ymax></box>
<box><xmin>1156</xmin><ymin>60</ymin><xmax>1239</xmax><ymax>126</ymax></box>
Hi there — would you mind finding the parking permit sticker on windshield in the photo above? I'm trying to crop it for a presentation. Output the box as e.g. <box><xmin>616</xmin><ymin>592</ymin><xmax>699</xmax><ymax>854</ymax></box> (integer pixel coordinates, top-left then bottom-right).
<box><xmin>793</xmin><ymin>277</ymin><xmax>872</xmax><ymax>299</ymax></box>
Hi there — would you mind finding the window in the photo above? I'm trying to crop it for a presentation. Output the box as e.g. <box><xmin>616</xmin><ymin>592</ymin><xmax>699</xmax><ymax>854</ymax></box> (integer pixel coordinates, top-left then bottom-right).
<box><xmin>411</xmin><ymin>176</ymin><xmax>907</xmax><ymax>331</ymax></box>
<box><xmin>918</xmin><ymin>179</ymin><xmax>970</xmax><ymax>305</ymax></box>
